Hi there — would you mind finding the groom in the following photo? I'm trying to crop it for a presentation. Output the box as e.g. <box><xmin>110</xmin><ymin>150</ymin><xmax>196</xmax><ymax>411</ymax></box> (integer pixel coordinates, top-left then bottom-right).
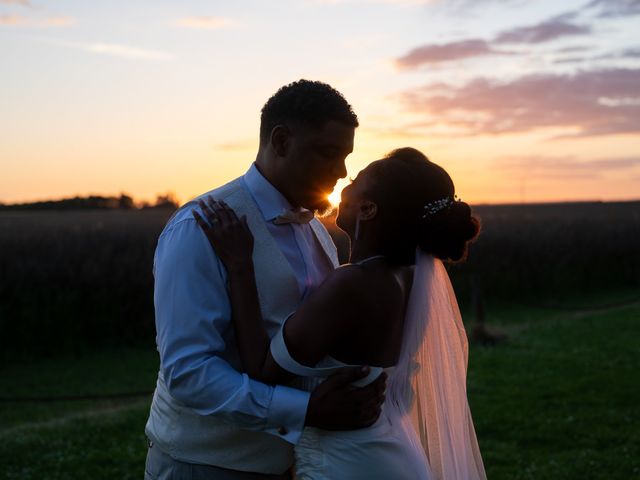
<box><xmin>144</xmin><ymin>80</ymin><xmax>386</xmax><ymax>479</ymax></box>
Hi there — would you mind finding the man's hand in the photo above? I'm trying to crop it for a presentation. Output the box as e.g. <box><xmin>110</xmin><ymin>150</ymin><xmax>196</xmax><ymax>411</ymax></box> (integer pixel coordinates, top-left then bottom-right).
<box><xmin>305</xmin><ymin>367</ymin><xmax>387</xmax><ymax>430</ymax></box>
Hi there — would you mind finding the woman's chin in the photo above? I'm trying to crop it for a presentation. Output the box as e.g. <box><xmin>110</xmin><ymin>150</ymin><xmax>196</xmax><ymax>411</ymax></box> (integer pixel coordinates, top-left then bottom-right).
<box><xmin>335</xmin><ymin>211</ymin><xmax>350</xmax><ymax>236</ymax></box>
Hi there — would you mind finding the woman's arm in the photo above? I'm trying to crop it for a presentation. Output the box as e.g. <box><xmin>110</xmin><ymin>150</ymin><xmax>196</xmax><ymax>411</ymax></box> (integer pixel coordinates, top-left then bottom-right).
<box><xmin>194</xmin><ymin>197</ymin><xmax>360</xmax><ymax>385</ymax></box>
<box><xmin>193</xmin><ymin>197</ymin><xmax>280</xmax><ymax>383</ymax></box>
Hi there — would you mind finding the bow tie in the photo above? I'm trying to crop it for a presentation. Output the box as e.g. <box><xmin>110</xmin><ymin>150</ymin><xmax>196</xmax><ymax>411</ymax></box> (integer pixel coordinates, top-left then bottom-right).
<box><xmin>273</xmin><ymin>208</ymin><xmax>314</xmax><ymax>225</ymax></box>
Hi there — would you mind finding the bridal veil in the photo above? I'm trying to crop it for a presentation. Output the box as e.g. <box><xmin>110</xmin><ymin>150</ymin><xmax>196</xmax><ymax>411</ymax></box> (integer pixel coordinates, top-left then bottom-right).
<box><xmin>387</xmin><ymin>251</ymin><xmax>487</xmax><ymax>480</ymax></box>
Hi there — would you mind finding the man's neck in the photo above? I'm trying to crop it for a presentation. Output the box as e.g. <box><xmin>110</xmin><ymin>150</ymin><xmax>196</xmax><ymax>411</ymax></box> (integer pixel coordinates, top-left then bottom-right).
<box><xmin>253</xmin><ymin>158</ymin><xmax>299</xmax><ymax>208</ymax></box>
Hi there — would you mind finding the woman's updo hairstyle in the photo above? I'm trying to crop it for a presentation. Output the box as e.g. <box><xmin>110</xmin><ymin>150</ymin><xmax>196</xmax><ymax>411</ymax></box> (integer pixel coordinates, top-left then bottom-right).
<box><xmin>364</xmin><ymin>147</ymin><xmax>480</xmax><ymax>265</ymax></box>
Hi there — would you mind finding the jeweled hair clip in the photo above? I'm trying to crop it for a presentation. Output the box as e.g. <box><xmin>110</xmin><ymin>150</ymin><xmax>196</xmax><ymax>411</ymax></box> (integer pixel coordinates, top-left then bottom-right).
<box><xmin>421</xmin><ymin>195</ymin><xmax>459</xmax><ymax>219</ymax></box>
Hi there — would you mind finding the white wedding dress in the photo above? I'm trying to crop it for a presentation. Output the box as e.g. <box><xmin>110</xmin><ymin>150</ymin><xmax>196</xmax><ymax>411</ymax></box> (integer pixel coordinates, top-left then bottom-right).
<box><xmin>271</xmin><ymin>335</ymin><xmax>432</xmax><ymax>479</ymax></box>
<box><xmin>270</xmin><ymin>253</ymin><xmax>486</xmax><ymax>480</ymax></box>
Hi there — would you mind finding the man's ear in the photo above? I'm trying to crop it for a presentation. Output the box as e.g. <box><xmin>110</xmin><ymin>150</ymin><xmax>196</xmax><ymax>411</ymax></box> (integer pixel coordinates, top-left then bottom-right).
<box><xmin>359</xmin><ymin>201</ymin><xmax>378</xmax><ymax>221</ymax></box>
<box><xmin>270</xmin><ymin>125</ymin><xmax>290</xmax><ymax>157</ymax></box>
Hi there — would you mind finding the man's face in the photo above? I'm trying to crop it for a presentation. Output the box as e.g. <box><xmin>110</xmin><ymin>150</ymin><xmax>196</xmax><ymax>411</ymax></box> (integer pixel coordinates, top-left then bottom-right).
<box><xmin>283</xmin><ymin>120</ymin><xmax>354</xmax><ymax>212</ymax></box>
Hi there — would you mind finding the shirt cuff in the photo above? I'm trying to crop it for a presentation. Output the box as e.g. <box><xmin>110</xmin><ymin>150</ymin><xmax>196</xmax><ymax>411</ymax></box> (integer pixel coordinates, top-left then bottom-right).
<box><xmin>265</xmin><ymin>384</ymin><xmax>310</xmax><ymax>445</ymax></box>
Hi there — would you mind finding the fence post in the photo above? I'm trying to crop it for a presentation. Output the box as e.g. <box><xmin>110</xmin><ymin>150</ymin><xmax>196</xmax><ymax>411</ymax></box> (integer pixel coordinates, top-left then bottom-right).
<box><xmin>470</xmin><ymin>274</ymin><xmax>494</xmax><ymax>345</ymax></box>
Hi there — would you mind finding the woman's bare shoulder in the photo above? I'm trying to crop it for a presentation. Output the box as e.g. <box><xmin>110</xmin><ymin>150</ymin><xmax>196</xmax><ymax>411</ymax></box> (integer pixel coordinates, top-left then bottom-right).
<box><xmin>283</xmin><ymin>264</ymin><xmax>375</xmax><ymax>366</ymax></box>
<box><xmin>322</xmin><ymin>263</ymin><xmax>380</xmax><ymax>298</ymax></box>
<box><xmin>290</xmin><ymin>263</ymin><xmax>377</xmax><ymax>323</ymax></box>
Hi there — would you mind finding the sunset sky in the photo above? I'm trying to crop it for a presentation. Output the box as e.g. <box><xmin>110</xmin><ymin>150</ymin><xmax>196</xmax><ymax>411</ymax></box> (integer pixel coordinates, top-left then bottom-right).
<box><xmin>1</xmin><ymin>0</ymin><xmax>639</xmax><ymax>205</ymax></box>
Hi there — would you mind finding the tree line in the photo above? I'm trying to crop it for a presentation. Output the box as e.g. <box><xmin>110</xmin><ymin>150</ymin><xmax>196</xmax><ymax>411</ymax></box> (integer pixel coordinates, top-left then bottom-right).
<box><xmin>0</xmin><ymin>193</ymin><xmax>179</xmax><ymax>211</ymax></box>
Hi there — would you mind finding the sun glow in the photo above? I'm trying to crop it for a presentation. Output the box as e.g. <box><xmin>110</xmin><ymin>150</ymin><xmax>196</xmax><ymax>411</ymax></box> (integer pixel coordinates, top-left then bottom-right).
<box><xmin>328</xmin><ymin>178</ymin><xmax>351</xmax><ymax>207</ymax></box>
<box><xmin>328</xmin><ymin>189</ymin><xmax>342</xmax><ymax>207</ymax></box>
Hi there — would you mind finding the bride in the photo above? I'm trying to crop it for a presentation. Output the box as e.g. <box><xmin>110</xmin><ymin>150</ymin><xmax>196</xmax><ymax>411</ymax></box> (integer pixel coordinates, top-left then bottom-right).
<box><xmin>194</xmin><ymin>147</ymin><xmax>487</xmax><ymax>479</ymax></box>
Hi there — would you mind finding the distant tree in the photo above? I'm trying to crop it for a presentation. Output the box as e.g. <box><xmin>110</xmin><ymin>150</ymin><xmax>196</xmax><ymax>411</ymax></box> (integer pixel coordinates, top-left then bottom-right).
<box><xmin>118</xmin><ymin>194</ymin><xmax>135</xmax><ymax>210</ymax></box>
<box><xmin>152</xmin><ymin>192</ymin><xmax>179</xmax><ymax>210</ymax></box>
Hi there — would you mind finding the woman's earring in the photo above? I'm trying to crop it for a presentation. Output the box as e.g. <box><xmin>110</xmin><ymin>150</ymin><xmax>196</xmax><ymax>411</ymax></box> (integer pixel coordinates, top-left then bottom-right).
<box><xmin>354</xmin><ymin>215</ymin><xmax>361</xmax><ymax>242</ymax></box>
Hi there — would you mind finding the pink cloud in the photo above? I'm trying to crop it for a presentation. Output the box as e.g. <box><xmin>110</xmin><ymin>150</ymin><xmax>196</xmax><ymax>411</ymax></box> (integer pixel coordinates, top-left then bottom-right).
<box><xmin>494</xmin><ymin>18</ymin><xmax>591</xmax><ymax>44</ymax></box>
<box><xmin>622</xmin><ymin>47</ymin><xmax>640</xmax><ymax>57</ymax></box>
<box><xmin>400</xmin><ymin>68</ymin><xmax>640</xmax><ymax>137</ymax></box>
<box><xmin>552</xmin><ymin>47</ymin><xmax>640</xmax><ymax>64</ymax></box>
<box><xmin>586</xmin><ymin>0</ymin><xmax>640</xmax><ymax>17</ymax></box>
<box><xmin>395</xmin><ymin>15</ymin><xmax>594</xmax><ymax>70</ymax></box>
<box><xmin>0</xmin><ymin>0</ymin><xmax>30</xmax><ymax>5</ymax></box>
<box><xmin>496</xmin><ymin>155</ymin><xmax>640</xmax><ymax>179</ymax></box>
<box><xmin>395</xmin><ymin>39</ymin><xmax>509</xmax><ymax>68</ymax></box>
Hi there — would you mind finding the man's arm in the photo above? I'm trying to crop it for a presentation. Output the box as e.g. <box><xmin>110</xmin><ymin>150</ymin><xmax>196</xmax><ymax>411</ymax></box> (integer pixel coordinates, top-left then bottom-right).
<box><xmin>153</xmin><ymin>213</ymin><xmax>308</xmax><ymax>444</ymax></box>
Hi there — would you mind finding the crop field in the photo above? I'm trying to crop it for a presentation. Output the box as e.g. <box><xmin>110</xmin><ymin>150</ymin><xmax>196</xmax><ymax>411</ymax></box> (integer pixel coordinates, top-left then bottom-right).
<box><xmin>0</xmin><ymin>209</ymin><xmax>173</xmax><ymax>361</ymax></box>
<box><xmin>0</xmin><ymin>201</ymin><xmax>638</xmax><ymax>479</ymax></box>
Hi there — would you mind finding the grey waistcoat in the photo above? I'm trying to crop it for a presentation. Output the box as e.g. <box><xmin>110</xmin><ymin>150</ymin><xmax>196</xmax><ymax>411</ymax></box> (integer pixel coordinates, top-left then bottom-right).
<box><xmin>145</xmin><ymin>177</ymin><xmax>338</xmax><ymax>474</ymax></box>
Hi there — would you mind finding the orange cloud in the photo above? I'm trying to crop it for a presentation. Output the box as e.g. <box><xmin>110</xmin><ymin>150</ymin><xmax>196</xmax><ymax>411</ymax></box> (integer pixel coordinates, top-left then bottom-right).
<box><xmin>0</xmin><ymin>14</ymin><xmax>25</xmax><ymax>25</ymax></box>
<box><xmin>0</xmin><ymin>14</ymin><xmax>75</xmax><ymax>26</ymax></box>
<box><xmin>174</xmin><ymin>16</ymin><xmax>235</xmax><ymax>30</ymax></box>
<box><xmin>215</xmin><ymin>139</ymin><xmax>258</xmax><ymax>152</ymax></box>
<box><xmin>41</xmin><ymin>16</ymin><xmax>75</xmax><ymax>27</ymax></box>
<box><xmin>51</xmin><ymin>39</ymin><xmax>174</xmax><ymax>60</ymax></box>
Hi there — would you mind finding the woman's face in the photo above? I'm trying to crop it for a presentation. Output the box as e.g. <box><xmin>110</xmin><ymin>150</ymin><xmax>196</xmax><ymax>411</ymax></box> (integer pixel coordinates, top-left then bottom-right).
<box><xmin>335</xmin><ymin>164</ymin><xmax>376</xmax><ymax>236</ymax></box>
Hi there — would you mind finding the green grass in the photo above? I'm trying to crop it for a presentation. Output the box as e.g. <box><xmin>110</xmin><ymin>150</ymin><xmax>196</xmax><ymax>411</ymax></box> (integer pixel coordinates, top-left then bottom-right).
<box><xmin>468</xmin><ymin>304</ymin><xmax>640</xmax><ymax>479</ymax></box>
<box><xmin>1</xmin><ymin>306</ymin><xmax>639</xmax><ymax>479</ymax></box>
<box><xmin>1</xmin><ymin>403</ymin><xmax>150</xmax><ymax>480</ymax></box>
<box><xmin>0</xmin><ymin>348</ymin><xmax>159</xmax><ymax>430</ymax></box>
<box><xmin>0</xmin><ymin>348</ymin><xmax>158</xmax><ymax>479</ymax></box>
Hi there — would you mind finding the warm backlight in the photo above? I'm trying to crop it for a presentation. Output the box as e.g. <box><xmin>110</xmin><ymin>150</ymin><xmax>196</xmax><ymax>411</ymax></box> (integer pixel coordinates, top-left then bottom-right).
<box><xmin>328</xmin><ymin>187</ymin><xmax>343</xmax><ymax>207</ymax></box>
<box><xmin>327</xmin><ymin>178</ymin><xmax>351</xmax><ymax>207</ymax></box>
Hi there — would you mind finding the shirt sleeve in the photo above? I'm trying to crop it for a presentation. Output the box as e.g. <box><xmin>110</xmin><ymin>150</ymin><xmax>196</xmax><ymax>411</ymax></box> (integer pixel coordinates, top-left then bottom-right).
<box><xmin>153</xmin><ymin>215</ymin><xmax>310</xmax><ymax>444</ymax></box>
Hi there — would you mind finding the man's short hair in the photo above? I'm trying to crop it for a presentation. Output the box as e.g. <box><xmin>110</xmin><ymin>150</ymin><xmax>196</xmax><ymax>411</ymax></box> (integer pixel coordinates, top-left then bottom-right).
<box><xmin>259</xmin><ymin>79</ymin><xmax>359</xmax><ymax>146</ymax></box>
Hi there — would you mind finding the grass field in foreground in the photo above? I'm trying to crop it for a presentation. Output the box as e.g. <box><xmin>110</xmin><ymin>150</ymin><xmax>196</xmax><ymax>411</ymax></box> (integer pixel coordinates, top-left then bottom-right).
<box><xmin>1</xmin><ymin>303</ymin><xmax>638</xmax><ymax>479</ymax></box>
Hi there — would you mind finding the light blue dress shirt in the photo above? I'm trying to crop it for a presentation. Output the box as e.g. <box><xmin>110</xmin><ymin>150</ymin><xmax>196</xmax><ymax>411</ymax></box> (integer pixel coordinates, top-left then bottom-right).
<box><xmin>152</xmin><ymin>163</ymin><xmax>334</xmax><ymax>445</ymax></box>
<box><xmin>243</xmin><ymin>164</ymin><xmax>334</xmax><ymax>299</ymax></box>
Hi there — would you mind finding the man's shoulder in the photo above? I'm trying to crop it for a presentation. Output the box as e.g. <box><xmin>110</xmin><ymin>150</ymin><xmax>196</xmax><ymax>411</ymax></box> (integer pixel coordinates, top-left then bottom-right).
<box><xmin>164</xmin><ymin>177</ymin><xmax>247</xmax><ymax>231</ymax></box>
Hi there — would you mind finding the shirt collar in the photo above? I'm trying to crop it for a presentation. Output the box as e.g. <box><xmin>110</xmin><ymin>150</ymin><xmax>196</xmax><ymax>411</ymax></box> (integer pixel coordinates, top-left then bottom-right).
<box><xmin>243</xmin><ymin>163</ymin><xmax>293</xmax><ymax>222</ymax></box>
